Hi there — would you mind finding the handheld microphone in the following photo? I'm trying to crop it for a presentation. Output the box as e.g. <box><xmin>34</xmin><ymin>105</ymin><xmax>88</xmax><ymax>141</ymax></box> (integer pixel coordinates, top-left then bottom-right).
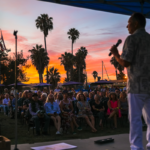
<box><xmin>109</xmin><ymin>39</ymin><xmax>122</xmax><ymax>56</ymax></box>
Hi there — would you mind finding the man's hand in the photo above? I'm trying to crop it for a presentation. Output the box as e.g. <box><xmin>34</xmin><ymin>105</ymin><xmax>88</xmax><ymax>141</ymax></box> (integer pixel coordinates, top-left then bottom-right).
<box><xmin>110</xmin><ymin>45</ymin><xmax>119</xmax><ymax>57</ymax></box>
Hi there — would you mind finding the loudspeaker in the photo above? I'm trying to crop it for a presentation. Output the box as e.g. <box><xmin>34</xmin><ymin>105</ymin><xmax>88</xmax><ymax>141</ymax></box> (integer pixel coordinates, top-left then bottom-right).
<box><xmin>94</xmin><ymin>138</ymin><xmax>114</xmax><ymax>144</ymax></box>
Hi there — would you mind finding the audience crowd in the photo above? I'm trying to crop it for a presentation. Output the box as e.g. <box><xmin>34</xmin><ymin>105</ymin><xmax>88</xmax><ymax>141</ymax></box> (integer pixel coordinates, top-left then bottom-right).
<box><xmin>0</xmin><ymin>85</ymin><xmax>128</xmax><ymax>136</ymax></box>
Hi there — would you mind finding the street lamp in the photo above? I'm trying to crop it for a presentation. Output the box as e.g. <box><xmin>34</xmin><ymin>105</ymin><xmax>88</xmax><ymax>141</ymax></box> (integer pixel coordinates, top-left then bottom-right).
<box><xmin>13</xmin><ymin>30</ymin><xmax>19</xmax><ymax>150</ymax></box>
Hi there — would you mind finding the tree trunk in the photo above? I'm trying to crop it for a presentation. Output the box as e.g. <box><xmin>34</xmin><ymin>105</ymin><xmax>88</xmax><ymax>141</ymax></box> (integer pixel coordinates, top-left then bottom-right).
<box><xmin>0</xmin><ymin>57</ymin><xmax>1</xmax><ymax>84</ymax></box>
<box><xmin>116</xmin><ymin>69</ymin><xmax>118</xmax><ymax>80</ymax></box>
<box><xmin>72</xmin><ymin>41</ymin><xmax>73</xmax><ymax>55</ymax></box>
<box><xmin>41</xmin><ymin>74</ymin><xmax>43</xmax><ymax>83</ymax></box>
<box><xmin>67</xmin><ymin>70</ymin><xmax>69</xmax><ymax>81</ymax></box>
<box><xmin>39</xmin><ymin>73</ymin><xmax>41</xmax><ymax>83</ymax></box>
<box><xmin>79</xmin><ymin>66</ymin><xmax>81</xmax><ymax>82</ymax></box>
<box><xmin>44</xmin><ymin>35</ymin><xmax>48</xmax><ymax>83</ymax></box>
<box><xmin>70</xmin><ymin>41</ymin><xmax>73</xmax><ymax>81</ymax></box>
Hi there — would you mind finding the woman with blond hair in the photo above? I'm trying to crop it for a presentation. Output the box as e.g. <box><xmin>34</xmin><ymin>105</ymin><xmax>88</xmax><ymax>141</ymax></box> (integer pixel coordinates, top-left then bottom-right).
<box><xmin>77</xmin><ymin>93</ymin><xmax>97</xmax><ymax>132</ymax></box>
<box><xmin>44</xmin><ymin>94</ymin><xmax>61</xmax><ymax>135</ymax></box>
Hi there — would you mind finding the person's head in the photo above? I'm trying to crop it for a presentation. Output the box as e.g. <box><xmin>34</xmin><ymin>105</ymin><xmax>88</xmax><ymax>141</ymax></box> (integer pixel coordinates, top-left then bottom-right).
<box><xmin>10</xmin><ymin>94</ymin><xmax>14</xmax><ymax>100</ymax></box>
<box><xmin>37</xmin><ymin>90</ymin><xmax>41</xmax><ymax>97</ymax></box>
<box><xmin>11</xmin><ymin>87</ymin><xmax>14</xmax><ymax>90</ymax></box>
<box><xmin>120</xmin><ymin>92</ymin><xmax>127</xmax><ymax>99</ymax></box>
<box><xmin>109</xmin><ymin>92</ymin><xmax>118</xmax><ymax>101</ymax></box>
<box><xmin>89</xmin><ymin>92</ymin><xmax>93</xmax><ymax>99</ymax></box>
<box><xmin>83</xmin><ymin>91</ymin><xmax>88</xmax><ymax>98</ymax></box>
<box><xmin>50</xmin><ymin>90</ymin><xmax>54</xmax><ymax>94</ymax></box>
<box><xmin>0</xmin><ymin>94</ymin><xmax>4</xmax><ymax>100</ymax></box>
<box><xmin>127</xmin><ymin>13</ymin><xmax>146</xmax><ymax>34</ymax></box>
<box><xmin>46</xmin><ymin>94</ymin><xmax>54</xmax><ymax>103</ymax></box>
<box><xmin>41</xmin><ymin>93</ymin><xmax>47</xmax><ymax>101</ymax></box>
<box><xmin>5</xmin><ymin>93</ymin><xmax>9</xmax><ymax>99</ymax></box>
<box><xmin>22</xmin><ymin>90</ymin><xmax>28</xmax><ymax>98</ymax></box>
<box><xmin>115</xmin><ymin>89</ymin><xmax>120</xmax><ymax>95</ymax></box>
<box><xmin>19</xmin><ymin>92</ymin><xmax>22</xmax><ymax>98</ymax></box>
<box><xmin>4</xmin><ymin>88</ymin><xmax>8</xmax><ymax>93</ymax></box>
<box><xmin>32</xmin><ymin>93</ymin><xmax>38</xmax><ymax>101</ymax></box>
<box><xmin>106</xmin><ymin>91</ymin><xmax>109</xmax><ymax>97</ymax></box>
<box><xmin>28</xmin><ymin>91</ymin><xmax>33</xmax><ymax>99</ymax></box>
<box><xmin>94</xmin><ymin>94</ymin><xmax>100</xmax><ymax>101</ymax></box>
<box><xmin>54</xmin><ymin>92</ymin><xmax>58</xmax><ymax>99</ymax></box>
<box><xmin>57</xmin><ymin>86</ymin><xmax>59</xmax><ymax>89</ymax></box>
<box><xmin>111</xmin><ymin>85</ymin><xmax>114</xmax><ymax>88</ymax></box>
<box><xmin>78</xmin><ymin>94</ymin><xmax>86</xmax><ymax>102</ymax></box>
<box><xmin>62</xmin><ymin>90</ymin><xmax>68</xmax><ymax>100</ymax></box>
<box><xmin>57</xmin><ymin>93</ymin><xmax>63</xmax><ymax>101</ymax></box>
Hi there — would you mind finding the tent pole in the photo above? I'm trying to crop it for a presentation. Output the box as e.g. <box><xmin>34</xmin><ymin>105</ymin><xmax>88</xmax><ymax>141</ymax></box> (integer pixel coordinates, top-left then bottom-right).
<box><xmin>140</xmin><ymin>0</ymin><xmax>145</xmax><ymax>14</ymax></box>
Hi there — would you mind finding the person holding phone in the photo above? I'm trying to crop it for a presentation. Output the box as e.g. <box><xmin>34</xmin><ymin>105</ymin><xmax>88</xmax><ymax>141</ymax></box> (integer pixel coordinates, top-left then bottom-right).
<box><xmin>44</xmin><ymin>94</ymin><xmax>61</xmax><ymax>135</ymax></box>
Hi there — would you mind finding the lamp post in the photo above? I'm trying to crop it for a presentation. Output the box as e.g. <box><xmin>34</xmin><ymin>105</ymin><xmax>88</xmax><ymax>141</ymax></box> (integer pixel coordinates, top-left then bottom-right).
<box><xmin>13</xmin><ymin>30</ymin><xmax>19</xmax><ymax>150</ymax></box>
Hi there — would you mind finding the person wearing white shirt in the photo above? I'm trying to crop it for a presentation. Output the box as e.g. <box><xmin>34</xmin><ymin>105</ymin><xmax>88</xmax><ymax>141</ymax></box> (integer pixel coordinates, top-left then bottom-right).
<box><xmin>3</xmin><ymin>93</ymin><xmax>10</xmax><ymax>115</ymax></box>
<box><xmin>10</xmin><ymin>87</ymin><xmax>16</xmax><ymax>96</ymax></box>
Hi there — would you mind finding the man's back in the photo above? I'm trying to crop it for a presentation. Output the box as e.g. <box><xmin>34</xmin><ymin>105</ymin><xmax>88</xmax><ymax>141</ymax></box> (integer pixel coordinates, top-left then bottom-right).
<box><xmin>121</xmin><ymin>28</ymin><xmax>150</xmax><ymax>94</ymax></box>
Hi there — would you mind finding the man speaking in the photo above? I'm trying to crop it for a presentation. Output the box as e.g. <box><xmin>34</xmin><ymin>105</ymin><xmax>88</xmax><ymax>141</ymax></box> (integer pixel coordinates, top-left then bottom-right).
<box><xmin>110</xmin><ymin>13</ymin><xmax>150</xmax><ymax>150</ymax></box>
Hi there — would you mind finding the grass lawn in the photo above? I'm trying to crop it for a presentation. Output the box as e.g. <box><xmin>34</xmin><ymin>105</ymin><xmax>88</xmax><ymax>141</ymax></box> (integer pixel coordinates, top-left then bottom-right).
<box><xmin>0</xmin><ymin>112</ymin><xmax>143</xmax><ymax>145</ymax></box>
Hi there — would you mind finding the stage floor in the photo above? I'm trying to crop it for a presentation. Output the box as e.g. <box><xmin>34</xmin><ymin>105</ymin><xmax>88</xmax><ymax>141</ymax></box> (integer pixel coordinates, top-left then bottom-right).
<box><xmin>11</xmin><ymin>131</ymin><xmax>148</xmax><ymax>150</ymax></box>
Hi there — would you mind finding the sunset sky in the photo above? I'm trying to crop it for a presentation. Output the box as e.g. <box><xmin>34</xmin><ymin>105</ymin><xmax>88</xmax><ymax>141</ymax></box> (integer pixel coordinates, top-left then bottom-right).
<box><xmin>1</xmin><ymin>0</ymin><xmax>150</xmax><ymax>84</ymax></box>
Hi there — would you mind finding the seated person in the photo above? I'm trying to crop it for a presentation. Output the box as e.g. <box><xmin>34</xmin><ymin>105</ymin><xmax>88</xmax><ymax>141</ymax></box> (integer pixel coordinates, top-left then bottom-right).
<box><xmin>23</xmin><ymin>91</ymin><xmax>33</xmax><ymax>118</ymax></box>
<box><xmin>92</xmin><ymin>94</ymin><xmax>105</xmax><ymax>127</ymax></box>
<box><xmin>101</xmin><ymin>92</ymin><xmax>109</xmax><ymax>114</ymax></box>
<box><xmin>60</xmin><ymin>90</ymin><xmax>82</xmax><ymax>134</ymax></box>
<box><xmin>0</xmin><ymin>94</ymin><xmax>5</xmax><ymax>112</ymax></box>
<box><xmin>29</xmin><ymin>93</ymin><xmax>50</xmax><ymax>136</ymax></box>
<box><xmin>40</xmin><ymin>93</ymin><xmax>47</xmax><ymax>104</ymax></box>
<box><xmin>119</xmin><ymin>92</ymin><xmax>128</xmax><ymax>115</ymax></box>
<box><xmin>3</xmin><ymin>93</ymin><xmax>10</xmax><ymax>115</ymax></box>
<box><xmin>83</xmin><ymin>92</ymin><xmax>90</xmax><ymax>101</ymax></box>
<box><xmin>8</xmin><ymin>94</ymin><xmax>16</xmax><ymax>118</ymax></box>
<box><xmin>107</xmin><ymin>92</ymin><xmax>121</xmax><ymax>129</ymax></box>
<box><xmin>37</xmin><ymin>90</ymin><xmax>42</xmax><ymax>99</ymax></box>
<box><xmin>18</xmin><ymin>91</ymin><xmax>28</xmax><ymax>117</ymax></box>
<box><xmin>55</xmin><ymin>93</ymin><xmax>63</xmax><ymax>105</ymax></box>
<box><xmin>45</xmin><ymin>94</ymin><xmax>61</xmax><ymax>134</ymax></box>
<box><xmin>77</xmin><ymin>94</ymin><xmax>97</xmax><ymax>133</ymax></box>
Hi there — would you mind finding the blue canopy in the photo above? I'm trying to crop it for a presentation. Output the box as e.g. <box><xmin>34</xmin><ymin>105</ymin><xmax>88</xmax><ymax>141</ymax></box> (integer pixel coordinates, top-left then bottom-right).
<box><xmin>34</xmin><ymin>83</ymin><xmax>52</xmax><ymax>87</ymax></box>
<box><xmin>0</xmin><ymin>84</ymin><xmax>5</xmax><ymax>87</ymax></box>
<box><xmin>40</xmin><ymin>0</ymin><xmax>150</xmax><ymax>19</ymax></box>
<box><xmin>62</xmin><ymin>81</ymin><xmax>82</xmax><ymax>86</ymax></box>
<box><xmin>91</xmin><ymin>80</ymin><xmax>113</xmax><ymax>85</ymax></box>
<box><xmin>8</xmin><ymin>83</ymin><xmax>30</xmax><ymax>86</ymax></box>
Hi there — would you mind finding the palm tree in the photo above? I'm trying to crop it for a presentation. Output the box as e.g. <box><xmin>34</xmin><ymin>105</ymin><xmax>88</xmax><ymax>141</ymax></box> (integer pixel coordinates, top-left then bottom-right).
<box><xmin>46</xmin><ymin>67</ymin><xmax>61</xmax><ymax>89</ymax></box>
<box><xmin>28</xmin><ymin>44</ymin><xmax>49</xmax><ymax>83</ymax></box>
<box><xmin>110</xmin><ymin>56</ymin><xmax>124</xmax><ymax>80</ymax></box>
<box><xmin>67</xmin><ymin>28</ymin><xmax>80</xmax><ymax>55</ymax></box>
<box><xmin>59</xmin><ymin>52</ymin><xmax>74</xmax><ymax>81</ymax></box>
<box><xmin>35</xmin><ymin>14</ymin><xmax>53</xmax><ymax>83</ymax></box>
<box><xmin>75</xmin><ymin>47</ymin><xmax>88</xmax><ymax>82</ymax></box>
<box><xmin>92</xmin><ymin>71</ymin><xmax>98</xmax><ymax>81</ymax></box>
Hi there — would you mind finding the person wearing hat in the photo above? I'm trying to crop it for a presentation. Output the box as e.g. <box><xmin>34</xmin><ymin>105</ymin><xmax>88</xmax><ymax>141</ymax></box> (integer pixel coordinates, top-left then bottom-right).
<box><xmin>29</xmin><ymin>93</ymin><xmax>50</xmax><ymax>136</ymax></box>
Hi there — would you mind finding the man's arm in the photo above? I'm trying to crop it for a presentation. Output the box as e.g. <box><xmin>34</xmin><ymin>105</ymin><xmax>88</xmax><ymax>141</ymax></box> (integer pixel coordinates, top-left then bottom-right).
<box><xmin>110</xmin><ymin>45</ymin><xmax>131</xmax><ymax>68</ymax></box>
<box><xmin>114</xmin><ymin>53</ymin><xmax>131</xmax><ymax>67</ymax></box>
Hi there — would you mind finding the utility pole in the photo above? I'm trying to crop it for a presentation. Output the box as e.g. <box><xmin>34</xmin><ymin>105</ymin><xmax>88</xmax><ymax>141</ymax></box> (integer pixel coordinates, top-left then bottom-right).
<box><xmin>102</xmin><ymin>61</ymin><xmax>103</xmax><ymax>80</ymax></box>
<box><xmin>13</xmin><ymin>30</ymin><xmax>19</xmax><ymax>150</ymax></box>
